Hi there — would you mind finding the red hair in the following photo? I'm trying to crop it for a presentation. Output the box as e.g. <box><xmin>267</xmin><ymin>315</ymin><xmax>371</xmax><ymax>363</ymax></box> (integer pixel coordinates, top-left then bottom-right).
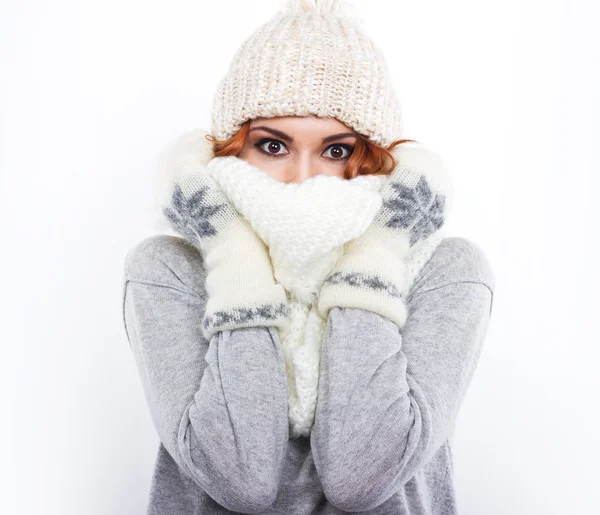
<box><xmin>205</xmin><ymin>119</ymin><xmax>417</xmax><ymax>180</ymax></box>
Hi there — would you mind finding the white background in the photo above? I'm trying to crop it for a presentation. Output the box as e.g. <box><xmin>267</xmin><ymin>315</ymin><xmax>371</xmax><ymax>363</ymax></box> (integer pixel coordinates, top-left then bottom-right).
<box><xmin>2</xmin><ymin>0</ymin><xmax>598</xmax><ymax>513</ymax></box>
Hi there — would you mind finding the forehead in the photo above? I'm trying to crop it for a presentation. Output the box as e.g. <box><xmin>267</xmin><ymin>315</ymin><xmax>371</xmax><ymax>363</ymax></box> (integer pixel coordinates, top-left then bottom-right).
<box><xmin>250</xmin><ymin>115</ymin><xmax>356</xmax><ymax>137</ymax></box>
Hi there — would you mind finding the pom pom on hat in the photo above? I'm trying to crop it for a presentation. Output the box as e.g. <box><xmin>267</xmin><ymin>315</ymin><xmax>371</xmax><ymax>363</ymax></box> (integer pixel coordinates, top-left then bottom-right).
<box><xmin>281</xmin><ymin>0</ymin><xmax>360</xmax><ymax>18</ymax></box>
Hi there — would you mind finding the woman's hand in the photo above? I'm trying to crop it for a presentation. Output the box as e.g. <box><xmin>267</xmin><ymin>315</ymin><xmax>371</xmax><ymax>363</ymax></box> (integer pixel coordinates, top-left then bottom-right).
<box><xmin>316</xmin><ymin>144</ymin><xmax>454</xmax><ymax>328</ymax></box>
<box><xmin>160</xmin><ymin>129</ymin><xmax>289</xmax><ymax>340</ymax></box>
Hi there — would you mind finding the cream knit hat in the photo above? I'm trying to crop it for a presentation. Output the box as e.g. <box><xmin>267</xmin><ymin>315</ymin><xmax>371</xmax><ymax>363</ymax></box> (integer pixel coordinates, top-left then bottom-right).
<box><xmin>210</xmin><ymin>0</ymin><xmax>404</xmax><ymax>148</ymax></box>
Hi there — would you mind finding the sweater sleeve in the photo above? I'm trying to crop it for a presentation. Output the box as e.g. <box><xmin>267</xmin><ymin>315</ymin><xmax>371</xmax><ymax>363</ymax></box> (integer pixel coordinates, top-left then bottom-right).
<box><xmin>310</xmin><ymin>237</ymin><xmax>495</xmax><ymax>512</ymax></box>
<box><xmin>121</xmin><ymin>235</ymin><xmax>289</xmax><ymax>513</ymax></box>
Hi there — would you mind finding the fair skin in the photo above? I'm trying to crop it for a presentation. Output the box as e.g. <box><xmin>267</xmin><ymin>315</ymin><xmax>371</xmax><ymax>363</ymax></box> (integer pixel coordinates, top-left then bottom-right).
<box><xmin>239</xmin><ymin>115</ymin><xmax>358</xmax><ymax>183</ymax></box>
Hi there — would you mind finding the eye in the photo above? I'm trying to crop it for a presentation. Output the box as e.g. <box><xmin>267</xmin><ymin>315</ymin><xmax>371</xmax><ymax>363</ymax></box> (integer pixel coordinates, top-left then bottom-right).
<box><xmin>255</xmin><ymin>138</ymin><xmax>289</xmax><ymax>158</ymax></box>
<box><xmin>322</xmin><ymin>144</ymin><xmax>354</xmax><ymax>161</ymax></box>
<box><xmin>253</xmin><ymin>139</ymin><xmax>354</xmax><ymax>161</ymax></box>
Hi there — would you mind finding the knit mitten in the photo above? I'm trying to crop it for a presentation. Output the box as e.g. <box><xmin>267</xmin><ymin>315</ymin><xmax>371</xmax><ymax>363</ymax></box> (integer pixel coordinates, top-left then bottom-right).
<box><xmin>317</xmin><ymin>144</ymin><xmax>454</xmax><ymax>329</ymax></box>
<box><xmin>159</xmin><ymin>130</ymin><xmax>289</xmax><ymax>341</ymax></box>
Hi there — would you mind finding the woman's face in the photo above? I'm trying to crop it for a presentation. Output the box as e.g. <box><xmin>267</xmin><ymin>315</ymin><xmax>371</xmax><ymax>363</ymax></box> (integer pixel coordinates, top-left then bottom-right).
<box><xmin>238</xmin><ymin>115</ymin><xmax>358</xmax><ymax>183</ymax></box>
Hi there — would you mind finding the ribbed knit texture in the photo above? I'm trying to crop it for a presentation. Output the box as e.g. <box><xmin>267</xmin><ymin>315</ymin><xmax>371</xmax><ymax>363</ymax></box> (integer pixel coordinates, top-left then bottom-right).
<box><xmin>210</xmin><ymin>0</ymin><xmax>404</xmax><ymax>147</ymax></box>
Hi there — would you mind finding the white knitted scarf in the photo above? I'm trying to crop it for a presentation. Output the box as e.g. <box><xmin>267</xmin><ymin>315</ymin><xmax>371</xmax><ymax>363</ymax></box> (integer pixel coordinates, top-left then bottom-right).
<box><xmin>154</xmin><ymin>129</ymin><xmax>449</xmax><ymax>439</ymax></box>
<box><xmin>205</xmin><ymin>158</ymin><xmax>386</xmax><ymax>439</ymax></box>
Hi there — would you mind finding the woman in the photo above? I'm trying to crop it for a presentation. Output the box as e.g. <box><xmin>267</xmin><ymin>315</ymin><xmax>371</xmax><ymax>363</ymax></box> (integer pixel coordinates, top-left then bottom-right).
<box><xmin>121</xmin><ymin>1</ymin><xmax>495</xmax><ymax>513</ymax></box>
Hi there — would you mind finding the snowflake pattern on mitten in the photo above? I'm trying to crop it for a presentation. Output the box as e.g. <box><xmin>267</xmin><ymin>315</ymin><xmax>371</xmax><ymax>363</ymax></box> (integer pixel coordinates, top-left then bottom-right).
<box><xmin>162</xmin><ymin>184</ymin><xmax>224</xmax><ymax>243</ymax></box>
<box><xmin>382</xmin><ymin>175</ymin><xmax>446</xmax><ymax>247</ymax></box>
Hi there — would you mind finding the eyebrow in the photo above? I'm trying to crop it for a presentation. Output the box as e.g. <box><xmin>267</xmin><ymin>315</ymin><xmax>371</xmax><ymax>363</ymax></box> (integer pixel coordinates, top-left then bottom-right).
<box><xmin>249</xmin><ymin>126</ymin><xmax>357</xmax><ymax>144</ymax></box>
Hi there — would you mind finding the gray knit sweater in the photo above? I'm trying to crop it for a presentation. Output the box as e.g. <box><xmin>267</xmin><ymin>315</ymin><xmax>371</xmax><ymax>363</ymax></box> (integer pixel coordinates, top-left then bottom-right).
<box><xmin>121</xmin><ymin>234</ymin><xmax>495</xmax><ymax>514</ymax></box>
